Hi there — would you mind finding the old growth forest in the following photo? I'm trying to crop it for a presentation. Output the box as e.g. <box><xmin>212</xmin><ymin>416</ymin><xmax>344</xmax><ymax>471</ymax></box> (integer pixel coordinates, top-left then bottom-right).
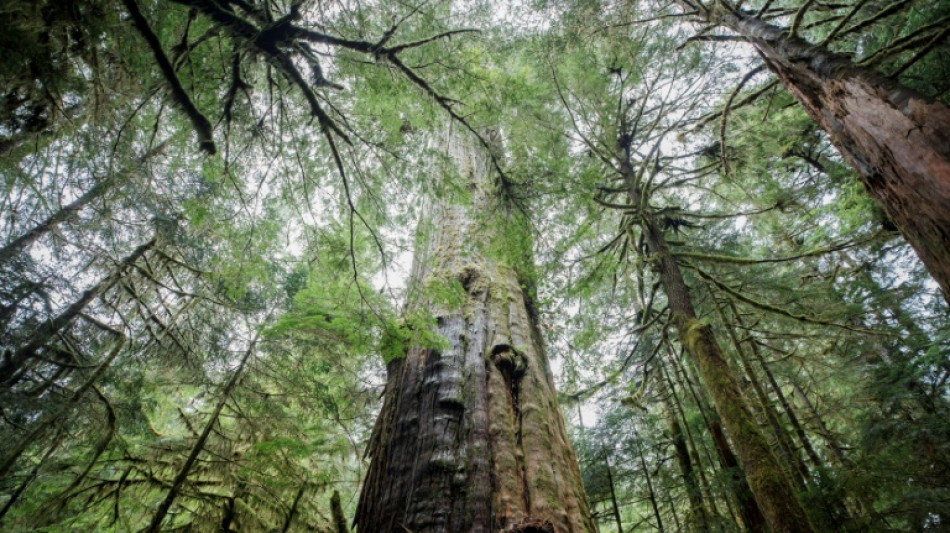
<box><xmin>1</xmin><ymin>0</ymin><xmax>950</xmax><ymax>531</ymax></box>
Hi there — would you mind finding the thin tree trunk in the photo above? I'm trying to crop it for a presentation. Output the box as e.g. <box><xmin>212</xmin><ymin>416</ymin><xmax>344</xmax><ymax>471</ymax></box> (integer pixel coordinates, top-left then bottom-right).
<box><xmin>0</xmin><ymin>140</ymin><xmax>164</xmax><ymax>268</ymax></box>
<box><xmin>714</xmin><ymin>300</ymin><xmax>810</xmax><ymax>488</ymax></box>
<box><xmin>665</xmin><ymin>404</ymin><xmax>709</xmax><ymax>532</ymax></box>
<box><xmin>604</xmin><ymin>452</ymin><xmax>625</xmax><ymax>533</ymax></box>
<box><xmin>280</xmin><ymin>486</ymin><xmax>306</xmax><ymax>533</ymax></box>
<box><xmin>621</xmin><ymin>148</ymin><xmax>813</xmax><ymax>532</ymax></box>
<box><xmin>0</xmin><ymin>176</ymin><xmax>115</xmax><ymax>267</ymax></box>
<box><xmin>355</xmin><ymin>128</ymin><xmax>594</xmax><ymax>532</ymax></box>
<box><xmin>635</xmin><ymin>432</ymin><xmax>665</xmax><ymax>533</ymax></box>
<box><xmin>220</xmin><ymin>482</ymin><xmax>245</xmax><ymax>532</ymax></box>
<box><xmin>660</xmin><ymin>356</ymin><xmax>720</xmax><ymax>529</ymax></box>
<box><xmin>660</xmin><ymin>370</ymin><xmax>709</xmax><ymax>532</ymax></box>
<box><xmin>710</xmin><ymin>4</ymin><xmax>950</xmax><ymax>304</ymax></box>
<box><xmin>0</xmin><ymin>432</ymin><xmax>64</xmax><ymax>527</ymax></box>
<box><xmin>792</xmin><ymin>381</ymin><xmax>844</xmax><ymax>464</ymax></box>
<box><xmin>331</xmin><ymin>490</ymin><xmax>349</xmax><ymax>533</ymax></box>
<box><xmin>725</xmin><ymin>302</ymin><xmax>822</xmax><ymax>471</ymax></box>
<box><xmin>667</xmin><ymin>333</ymin><xmax>766</xmax><ymax>532</ymax></box>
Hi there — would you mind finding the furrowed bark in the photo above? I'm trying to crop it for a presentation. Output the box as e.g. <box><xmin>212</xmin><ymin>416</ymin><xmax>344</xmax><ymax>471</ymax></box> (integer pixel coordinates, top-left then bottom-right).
<box><xmin>356</xmin><ymin>128</ymin><xmax>594</xmax><ymax>533</ymax></box>
<box><xmin>713</xmin><ymin>6</ymin><xmax>950</xmax><ymax>304</ymax></box>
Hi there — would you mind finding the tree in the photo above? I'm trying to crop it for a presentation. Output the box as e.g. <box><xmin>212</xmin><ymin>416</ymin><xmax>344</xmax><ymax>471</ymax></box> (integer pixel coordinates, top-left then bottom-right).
<box><xmin>356</xmin><ymin>128</ymin><xmax>595</xmax><ymax>532</ymax></box>
<box><xmin>668</xmin><ymin>0</ymin><xmax>950</xmax><ymax>303</ymax></box>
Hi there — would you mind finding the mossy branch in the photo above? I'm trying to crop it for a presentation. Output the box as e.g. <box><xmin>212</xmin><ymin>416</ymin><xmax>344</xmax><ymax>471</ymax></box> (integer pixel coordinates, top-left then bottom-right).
<box><xmin>672</xmin><ymin>233</ymin><xmax>877</xmax><ymax>265</ymax></box>
<box><xmin>692</xmin><ymin>267</ymin><xmax>883</xmax><ymax>335</ymax></box>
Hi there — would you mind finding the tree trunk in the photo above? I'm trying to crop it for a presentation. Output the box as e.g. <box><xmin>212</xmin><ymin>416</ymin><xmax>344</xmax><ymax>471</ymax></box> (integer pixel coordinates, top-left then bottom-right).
<box><xmin>715</xmin><ymin>301</ymin><xmax>810</xmax><ymax>489</ymax></box>
<box><xmin>355</xmin><ymin>128</ymin><xmax>594</xmax><ymax>533</ymax></box>
<box><xmin>331</xmin><ymin>490</ymin><xmax>349</xmax><ymax>533</ymax></box>
<box><xmin>634</xmin><ymin>430</ymin><xmax>665</xmax><ymax>533</ymax></box>
<box><xmin>666</xmin><ymin>342</ymin><xmax>764</xmax><ymax>531</ymax></box>
<box><xmin>659</xmin><ymin>357</ymin><xmax>722</xmax><ymax>529</ymax></box>
<box><xmin>713</xmin><ymin>5</ymin><xmax>950</xmax><ymax>304</ymax></box>
<box><xmin>663</xmin><ymin>400</ymin><xmax>709</xmax><ymax>532</ymax></box>
<box><xmin>603</xmin><ymin>452</ymin><xmax>624</xmax><ymax>533</ymax></box>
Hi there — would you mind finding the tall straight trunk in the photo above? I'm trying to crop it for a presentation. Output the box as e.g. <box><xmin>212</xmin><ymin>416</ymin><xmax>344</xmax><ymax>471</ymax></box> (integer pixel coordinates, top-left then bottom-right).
<box><xmin>666</xmin><ymin>327</ymin><xmax>766</xmax><ymax>532</ymax></box>
<box><xmin>715</xmin><ymin>301</ymin><xmax>810</xmax><ymax>488</ymax></box>
<box><xmin>663</xmin><ymin>400</ymin><xmax>709</xmax><ymax>532</ymax></box>
<box><xmin>710</xmin><ymin>5</ymin><xmax>950</xmax><ymax>304</ymax></box>
<box><xmin>659</xmin><ymin>356</ymin><xmax>722</xmax><ymax>528</ymax></box>
<box><xmin>729</xmin><ymin>303</ymin><xmax>822</xmax><ymax>471</ymax></box>
<box><xmin>792</xmin><ymin>382</ymin><xmax>844</xmax><ymax>464</ymax></box>
<box><xmin>634</xmin><ymin>432</ymin><xmax>665</xmax><ymax>533</ymax></box>
<box><xmin>622</xmin><ymin>152</ymin><xmax>814</xmax><ymax>533</ymax></box>
<box><xmin>355</xmin><ymin>128</ymin><xmax>594</xmax><ymax>533</ymax></box>
<box><xmin>603</xmin><ymin>453</ymin><xmax>624</xmax><ymax>533</ymax></box>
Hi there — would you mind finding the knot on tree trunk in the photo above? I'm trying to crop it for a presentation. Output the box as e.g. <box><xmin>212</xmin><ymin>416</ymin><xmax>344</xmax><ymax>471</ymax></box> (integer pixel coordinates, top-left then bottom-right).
<box><xmin>503</xmin><ymin>517</ymin><xmax>555</xmax><ymax>533</ymax></box>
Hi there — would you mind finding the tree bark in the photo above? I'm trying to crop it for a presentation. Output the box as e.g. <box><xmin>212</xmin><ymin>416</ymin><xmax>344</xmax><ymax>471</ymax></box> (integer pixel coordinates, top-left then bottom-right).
<box><xmin>356</xmin><ymin>128</ymin><xmax>594</xmax><ymax>533</ymax></box>
<box><xmin>712</xmin><ymin>5</ymin><xmax>950</xmax><ymax>304</ymax></box>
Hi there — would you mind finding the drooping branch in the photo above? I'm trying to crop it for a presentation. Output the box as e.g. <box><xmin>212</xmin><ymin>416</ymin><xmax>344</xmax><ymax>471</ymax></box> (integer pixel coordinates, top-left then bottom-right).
<box><xmin>0</xmin><ymin>336</ymin><xmax>126</xmax><ymax>479</ymax></box>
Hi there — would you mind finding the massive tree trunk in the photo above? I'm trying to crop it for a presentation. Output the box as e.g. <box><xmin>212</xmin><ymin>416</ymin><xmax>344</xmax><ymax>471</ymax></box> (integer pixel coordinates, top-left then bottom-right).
<box><xmin>355</xmin><ymin>129</ymin><xmax>594</xmax><ymax>533</ymax></box>
<box><xmin>621</xmin><ymin>151</ymin><xmax>814</xmax><ymax>533</ymax></box>
<box><xmin>711</xmin><ymin>5</ymin><xmax>950</xmax><ymax>304</ymax></box>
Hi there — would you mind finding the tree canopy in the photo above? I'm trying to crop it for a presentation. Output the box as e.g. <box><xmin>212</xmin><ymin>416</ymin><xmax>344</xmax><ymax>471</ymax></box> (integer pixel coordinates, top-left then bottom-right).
<box><xmin>1</xmin><ymin>0</ymin><xmax>948</xmax><ymax>531</ymax></box>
